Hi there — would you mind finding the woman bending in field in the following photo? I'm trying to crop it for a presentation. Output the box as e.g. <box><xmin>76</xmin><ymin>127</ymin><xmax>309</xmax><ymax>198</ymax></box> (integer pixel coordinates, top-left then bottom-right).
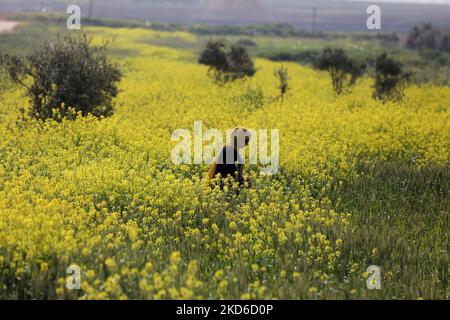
<box><xmin>208</xmin><ymin>127</ymin><xmax>252</xmax><ymax>190</ymax></box>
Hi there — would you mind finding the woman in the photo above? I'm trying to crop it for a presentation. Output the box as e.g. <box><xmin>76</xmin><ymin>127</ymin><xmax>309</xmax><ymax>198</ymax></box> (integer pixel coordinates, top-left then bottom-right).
<box><xmin>208</xmin><ymin>127</ymin><xmax>251</xmax><ymax>189</ymax></box>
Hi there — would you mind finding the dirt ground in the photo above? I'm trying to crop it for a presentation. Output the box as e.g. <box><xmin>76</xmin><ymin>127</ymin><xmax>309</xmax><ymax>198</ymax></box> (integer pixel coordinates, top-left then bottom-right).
<box><xmin>0</xmin><ymin>21</ymin><xmax>19</xmax><ymax>33</ymax></box>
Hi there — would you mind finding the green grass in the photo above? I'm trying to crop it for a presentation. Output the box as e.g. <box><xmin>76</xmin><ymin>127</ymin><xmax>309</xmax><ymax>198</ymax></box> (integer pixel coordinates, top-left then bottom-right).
<box><xmin>3</xmin><ymin>13</ymin><xmax>450</xmax><ymax>85</ymax></box>
<box><xmin>0</xmin><ymin>15</ymin><xmax>448</xmax><ymax>299</ymax></box>
<box><xmin>335</xmin><ymin>162</ymin><xmax>449</xmax><ymax>298</ymax></box>
<box><xmin>0</xmin><ymin>21</ymin><xmax>69</xmax><ymax>56</ymax></box>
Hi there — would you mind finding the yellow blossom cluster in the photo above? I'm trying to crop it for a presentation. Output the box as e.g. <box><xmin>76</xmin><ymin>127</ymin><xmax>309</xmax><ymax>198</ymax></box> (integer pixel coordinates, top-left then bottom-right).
<box><xmin>0</xmin><ymin>26</ymin><xmax>448</xmax><ymax>299</ymax></box>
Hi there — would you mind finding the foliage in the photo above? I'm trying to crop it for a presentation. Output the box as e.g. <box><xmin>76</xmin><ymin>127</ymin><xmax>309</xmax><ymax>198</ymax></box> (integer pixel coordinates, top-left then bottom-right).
<box><xmin>0</xmin><ymin>35</ymin><xmax>122</xmax><ymax>121</ymax></box>
<box><xmin>235</xmin><ymin>39</ymin><xmax>257</xmax><ymax>47</ymax></box>
<box><xmin>274</xmin><ymin>66</ymin><xmax>290</xmax><ymax>96</ymax></box>
<box><xmin>7</xmin><ymin>15</ymin><xmax>449</xmax><ymax>86</ymax></box>
<box><xmin>315</xmin><ymin>48</ymin><xmax>366</xmax><ymax>95</ymax></box>
<box><xmin>198</xmin><ymin>40</ymin><xmax>229</xmax><ymax>73</ymax></box>
<box><xmin>0</xmin><ymin>26</ymin><xmax>448</xmax><ymax>300</ymax></box>
<box><xmin>199</xmin><ymin>40</ymin><xmax>256</xmax><ymax>84</ymax></box>
<box><xmin>9</xmin><ymin>15</ymin><xmax>332</xmax><ymax>39</ymax></box>
<box><xmin>240</xmin><ymin>85</ymin><xmax>265</xmax><ymax>111</ymax></box>
<box><xmin>190</xmin><ymin>23</ymin><xmax>332</xmax><ymax>40</ymax></box>
<box><xmin>373</xmin><ymin>53</ymin><xmax>411</xmax><ymax>102</ymax></box>
<box><xmin>406</xmin><ymin>23</ymin><xmax>450</xmax><ymax>53</ymax></box>
<box><xmin>262</xmin><ymin>49</ymin><xmax>320</xmax><ymax>67</ymax></box>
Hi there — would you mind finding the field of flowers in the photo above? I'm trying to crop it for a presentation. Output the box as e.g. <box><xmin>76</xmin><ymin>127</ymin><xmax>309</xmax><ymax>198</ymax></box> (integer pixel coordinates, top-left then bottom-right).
<box><xmin>0</xmin><ymin>26</ymin><xmax>449</xmax><ymax>299</ymax></box>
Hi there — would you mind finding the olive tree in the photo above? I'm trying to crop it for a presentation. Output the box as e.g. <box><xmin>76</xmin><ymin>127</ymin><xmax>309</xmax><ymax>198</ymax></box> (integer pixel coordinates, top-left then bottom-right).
<box><xmin>199</xmin><ymin>40</ymin><xmax>256</xmax><ymax>84</ymax></box>
<box><xmin>315</xmin><ymin>48</ymin><xmax>365</xmax><ymax>95</ymax></box>
<box><xmin>0</xmin><ymin>35</ymin><xmax>122</xmax><ymax>121</ymax></box>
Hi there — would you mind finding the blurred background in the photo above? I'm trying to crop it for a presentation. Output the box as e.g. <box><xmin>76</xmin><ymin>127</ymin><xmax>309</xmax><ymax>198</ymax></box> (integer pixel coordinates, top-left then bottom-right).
<box><xmin>1</xmin><ymin>0</ymin><xmax>450</xmax><ymax>32</ymax></box>
<box><xmin>1</xmin><ymin>1</ymin><xmax>449</xmax><ymax>85</ymax></box>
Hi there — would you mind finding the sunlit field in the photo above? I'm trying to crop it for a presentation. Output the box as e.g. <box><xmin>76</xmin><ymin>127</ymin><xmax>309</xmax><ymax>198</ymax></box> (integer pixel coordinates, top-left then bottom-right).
<box><xmin>0</xmin><ymin>25</ymin><xmax>448</xmax><ymax>300</ymax></box>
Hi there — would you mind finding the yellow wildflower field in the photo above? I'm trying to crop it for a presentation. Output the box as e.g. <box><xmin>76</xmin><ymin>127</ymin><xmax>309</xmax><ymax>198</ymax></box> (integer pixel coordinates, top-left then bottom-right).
<box><xmin>0</xmin><ymin>26</ymin><xmax>448</xmax><ymax>299</ymax></box>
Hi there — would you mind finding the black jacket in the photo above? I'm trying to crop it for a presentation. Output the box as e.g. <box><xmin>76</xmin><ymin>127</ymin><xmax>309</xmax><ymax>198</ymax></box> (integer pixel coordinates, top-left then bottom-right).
<box><xmin>213</xmin><ymin>145</ymin><xmax>244</xmax><ymax>185</ymax></box>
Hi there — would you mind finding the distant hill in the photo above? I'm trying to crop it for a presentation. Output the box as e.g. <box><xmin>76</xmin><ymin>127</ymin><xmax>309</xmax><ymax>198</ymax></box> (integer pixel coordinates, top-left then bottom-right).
<box><xmin>209</xmin><ymin>0</ymin><xmax>267</xmax><ymax>11</ymax></box>
<box><xmin>1</xmin><ymin>0</ymin><xmax>450</xmax><ymax>32</ymax></box>
<box><xmin>198</xmin><ymin>0</ymin><xmax>271</xmax><ymax>22</ymax></box>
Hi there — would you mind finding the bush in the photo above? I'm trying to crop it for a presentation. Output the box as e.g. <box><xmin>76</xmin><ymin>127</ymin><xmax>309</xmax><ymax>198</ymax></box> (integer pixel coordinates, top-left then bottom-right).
<box><xmin>315</xmin><ymin>48</ymin><xmax>365</xmax><ymax>95</ymax></box>
<box><xmin>227</xmin><ymin>46</ymin><xmax>256</xmax><ymax>80</ymax></box>
<box><xmin>198</xmin><ymin>40</ymin><xmax>228</xmax><ymax>73</ymax></box>
<box><xmin>274</xmin><ymin>66</ymin><xmax>290</xmax><ymax>96</ymax></box>
<box><xmin>190</xmin><ymin>23</ymin><xmax>332</xmax><ymax>40</ymax></box>
<box><xmin>0</xmin><ymin>68</ymin><xmax>12</xmax><ymax>93</ymax></box>
<box><xmin>419</xmin><ymin>49</ymin><xmax>449</xmax><ymax>66</ymax></box>
<box><xmin>240</xmin><ymin>85</ymin><xmax>265</xmax><ymax>111</ymax></box>
<box><xmin>373</xmin><ymin>53</ymin><xmax>410</xmax><ymax>102</ymax></box>
<box><xmin>0</xmin><ymin>35</ymin><xmax>122</xmax><ymax>121</ymax></box>
<box><xmin>262</xmin><ymin>49</ymin><xmax>320</xmax><ymax>66</ymax></box>
<box><xmin>199</xmin><ymin>40</ymin><xmax>256</xmax><ymax>84</ymax></box>
<box><xmin>235</xmin><ymin>39</ymin><xmax>257</xmax><ymax>47</ymax></box>
<box><xmin>406</xmin><ymin>23</ymin><xmax>450</xmax><ymax>53</ymax></box>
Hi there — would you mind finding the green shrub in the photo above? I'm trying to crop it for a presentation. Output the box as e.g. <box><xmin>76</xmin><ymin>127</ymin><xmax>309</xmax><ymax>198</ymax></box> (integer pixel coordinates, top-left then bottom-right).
<box><xmin>315</xmin><ymin>48</ymin><xmax>365</xmax><ymax>95</ymax></box>
<box><xmin>373</xmin><ymin>53</ymin><xmax>411</xmax><ymax>102</ymax></box>
<box><xmin>262</xmin><ymin>49</ymin><xmax>320</xmax><ymax>66</ymax></box>
<box><xmin>274</xmin><ymin>66</ymin><xmax>290</xmax><ymax>96</ymax></box>
<box><xmin>406</xmin><ymin>23</ymin><xmax>450</xmax><ymax>53</ymax></box>
<box><xmin>235</xmin><ymin>39</ymin><xmax>257</xmax><ymax>47</ymax></box>
<box><xmin>199</xmin><ymin>40</ymin><xmax>256</xmax><ymax>84</ymax></box>
<box><xmin>240</xmin><ymin>85</ymin><xmax>265</xmax><ymax>111</ymax></box>
<box><xmin>0</xmin><ymin>35</ymin><xmax>122</xmax><ymax>121</ymax></box>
